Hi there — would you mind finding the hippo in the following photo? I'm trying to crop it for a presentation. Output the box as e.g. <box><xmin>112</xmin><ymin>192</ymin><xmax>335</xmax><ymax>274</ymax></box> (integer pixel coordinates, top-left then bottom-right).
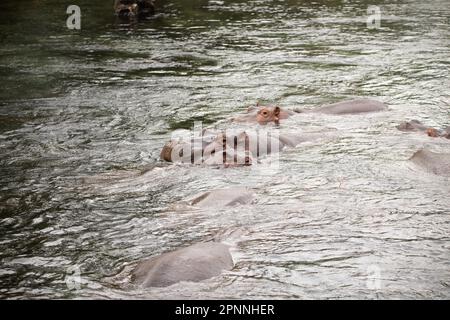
<box><xmin>397</xmin><ymin>120</ymin><xmax>450</xmax><ymax>139</ymax></box>
<box><xmin>232</xmin><ymin>99</ymin><xmax>387</xmax><ymax>125</ymax></box>
<box><xmin>202</xmin><ymin>149</ymin><xmax>253</xmax><ymax>167</ymax></box>
<box><xmin>203</xmin><ymin>129</ymin><xmax>284</xmax><ymax>159</ymax></box>
<box><xmin>160</xmin><ymin>127</ymin><xmax>333</xmax><ymax>166</ymax></box>
<box><xmin>186</xmin><ymin>187</ymin><xmax>255</xmax><ymax>208</ymax></box>
<box><xmin>445</xmin><ymin>127</ymin><xmax>450</xmax><ymax>139</ymax></box>
<box><xmin>159</xmin><ymin>127</ymin><xmax>326</xmax><ymax>166</ymax></box>
<box><xmin>232</xmin><ymin>103</ymin><xmax>295</xmax><ymax>125</ymax></box>
<box><xmin>296</xmin><ymin>98</ymin><xmax>388</xmax><ymax>115</ymax></box>
<box><xmin>161</xmin><ymin>129</ymin><xmax>280</xmax><ymax>166</ymax></box>
<box><xmin>410</xmin><ymin>148</ymin><xmax>450</xmax><ymax>177</ymax></box>
<box><xmin>160</xmin><ymin>136</ymin><xmax>253</xmax><ymax>167</ymax></box>
<box><xmin>132</xmin><ymin>242</ymin><xmax>234</xmax><ymax>288</ymax></box>
<box><xmin>160</xmin><ymin>140</ymin><xmax>204</xmax><ymax>164</ymax></box>
<box><xmin>114</xmin><ymin>0</ymin><xmax>155</xmax><ymax>18</ymax></box>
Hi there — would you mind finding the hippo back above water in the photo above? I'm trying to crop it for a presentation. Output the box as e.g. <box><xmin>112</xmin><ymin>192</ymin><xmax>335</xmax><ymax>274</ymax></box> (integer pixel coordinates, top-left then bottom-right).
<box><xmin>132</xmin><ymin>242</ymin><xmax>234</xmax><ymax>288</ymax></box>
<box><xmin>304</xmin><ymin>99</ymin><xmax>388</xmax><ymax>115</ymax></box>
<box><xmin>232</xmin><ymin>98</ymin><xmax>388</xmax><ymax>125</ymax></box>
<box><xmin>410</xmin><ymin>148</ymin><xmax>450</xmax><ymax>177</ymax></box>
<box><xmin>397</xmin><ymin>120</ymin><xmax>450</xmax><ymax>139</ymax></box>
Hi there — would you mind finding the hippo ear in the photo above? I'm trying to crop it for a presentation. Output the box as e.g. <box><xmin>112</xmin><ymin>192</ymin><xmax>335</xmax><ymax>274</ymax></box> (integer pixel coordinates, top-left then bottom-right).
<box><xmin>256</xmin><ymin>101</ymin><xmax>260</xmax><ymax>107</ymax></box>
<box><xmin>274</xmin><ymin>106</ymin><xmax>281</xmax><ymax>116</ymax></box>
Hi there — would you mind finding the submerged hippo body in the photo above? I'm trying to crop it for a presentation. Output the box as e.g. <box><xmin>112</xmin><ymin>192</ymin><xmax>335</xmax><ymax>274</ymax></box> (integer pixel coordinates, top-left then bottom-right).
<box><xmin>305</xmin><ymin>99</ymin><xmax>388</xmax><ymax>115</ymax></box>
<box><xmin>397</xmin><ymin>120</ymin><xmax>450</xmax><ymax>139</ymax></box>
<box><xmin>132</xmin><ymin>242</ymin><xmax>234</xmax><ymax>288</ymax></box>
<box><xmin>445</xmin><ymin>127</ymin><xmax>450</xmax><ymax>139</ymax></box>
<box><xmin>232</xmin><ymin>99</ymin><xmax>387</xmax><ymax>125</ymax></box>
<box><xmin>187</xmin><ymin>187</ymin><xmax>255</xmax><ymax>208</ymax></box>
<box><xmin>114</xmin><ymin>0</ymin><xmax>155</xmax><ymax>18</ymax></box>
<box><xmin>397</xmin><ymin>119</ymin><xmax>428</xmax><ymax>132</ymax></box>
<box><xmin>410</xmin><ymin>149</ymin><xmax>450</xmax><ymax>177</ymax></box>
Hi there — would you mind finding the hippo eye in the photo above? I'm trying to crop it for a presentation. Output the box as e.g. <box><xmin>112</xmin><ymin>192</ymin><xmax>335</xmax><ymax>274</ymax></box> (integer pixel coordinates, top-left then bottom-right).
<box><xmin>262</xmin><ymin>111</ymin><xmax>269</xmax><ymax>117</ymax></box>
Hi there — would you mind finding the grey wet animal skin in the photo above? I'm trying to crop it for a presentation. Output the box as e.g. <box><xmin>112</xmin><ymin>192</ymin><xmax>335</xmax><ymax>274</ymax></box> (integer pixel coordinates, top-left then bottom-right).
<box><xmin>132</xmin><ymin>242</ymin><xmax>234</xmax><ymax>288</ymax></box>
<box><xmin>397</xmin><ymin>119</ymin><xmax>429</xmax><ymax>132</ymax></box>
<box><xmin>160</xmin><ymin>138</ymin><xmax>253</xmax><ymax>166</ymax></box>
<box><xmin>187</xmin><ymin>187</ymin><xmax>255</xmax><ymax>208</ymax></box>
<box><xmin>233</xmin><ymin>99</ymin><xmax>386</xmax><ymax>124</ymax></box>
<box><xmin>297</xmin><ymin>99</ymin><xmax>387</xmax><ymax>115</ymax></box>
<box><xmin>232</xmin><ymin>104</ymin><xmax>295</xmax><ymax>125</ymax></box>
<box><xmin>203</xmin><ymin>130</ymin><xmax>284</xmax><ymax>159</ymax></box>
<box><xmin>410</xmin><ymin>149</ymin><xmax>450</xmax><ymax>177</ymax></box>
<box><xmin>161</xmin><ymin>129</ymin><xmax>282</xmax><ymax>166</ymax></box>
<box><xmin>160</xmin><ymin>129</ymin><xmax>329</xmax><ymax>165</ymax></box>
<box><xmin>444</xmin><ymin>127</ymin><xmax>450</xmax><ymax>139</ymax></box>
<box><xmin>160</xmin><ymin>140</ymin><xmax>205</xmax><ymax>164</ymax></box>
<box><xmin>278</xmin><ymin>132</ymin><xmax>328</xmax><ymax>147</ymax></box>
<box><xmin>397</xmin><ymin>120</ymin><xmax>450</xmax><ymax>139</ymax></box>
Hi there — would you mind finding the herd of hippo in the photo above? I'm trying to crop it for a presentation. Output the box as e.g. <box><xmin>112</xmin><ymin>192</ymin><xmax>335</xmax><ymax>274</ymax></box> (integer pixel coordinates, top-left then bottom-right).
<box><xmin>122</xmin><ymin>97</ymin><xmax>449</xmax><ymax>290</ymax></box>
<box><xmin>160</xmin><ymin>99</ymin><xmax>388</xmax><ymax>167</ymax></box>
<box><xmin>112</xmin><ymin>1</ymin><xmax>450</xmax><ymax>291</ymax></box>
<box><xmin>159</xmin><ymin>99</ymin><xmax>449</xmax><ymax>168</ymax></box>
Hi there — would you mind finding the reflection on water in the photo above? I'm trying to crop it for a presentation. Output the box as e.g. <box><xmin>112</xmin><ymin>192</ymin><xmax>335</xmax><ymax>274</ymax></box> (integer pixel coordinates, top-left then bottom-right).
<box><xmin>0</xmin><ymin>0</ymin><xmax>449</xmax><ymax>299</ymax></box>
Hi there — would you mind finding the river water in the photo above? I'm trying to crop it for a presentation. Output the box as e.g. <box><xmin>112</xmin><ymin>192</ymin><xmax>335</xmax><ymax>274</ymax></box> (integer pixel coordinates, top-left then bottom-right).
<box><xmin>0</xmin><ymin>0</ymin><xmax>449</xmax><ymax>299</ymax></box>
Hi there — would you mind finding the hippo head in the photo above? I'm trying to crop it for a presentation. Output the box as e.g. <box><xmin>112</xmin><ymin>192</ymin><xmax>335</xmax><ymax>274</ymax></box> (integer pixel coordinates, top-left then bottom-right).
<box><xmin>203</xmin><ymin>131</ymin><xmax>253</xmax><ymax>167</ymax></box>
<box><xmin>114</xmin><ymin>0</ymin><xmax>139</xmax><ymax>17</ymax></box>
<box><xmin>203</xmin><ymin>149</ymin><xmax>253</xmax><ymax>167</ymax></box>
<box><xmin>160</xmin><ymin>140</ymin><xmax>195</xmax><ymax>163</ymax></box>
<box><xmin>256</xmin><ymin>106</ymin><xmax>281</xmax><ymax>125</ymax></box>
<box><xmin>397</xmin><ymin>120</ymin><xmax>423</xmax><ymax>131</ymax></box>
<box><xmin>396</xmin><ymin>122</ymin><xmax>412</xmax><ymax>131</ymax></box>
<box><xmin>232</xmin><ymin>102</ymin><xmax>292</xmax><ymax>125</ymax></box>
<box><xmin>426</xmin><ymin>128</ymin><xmax>440</xmax><ymax>138</ymax></box>
<box><xmin>114</xmin><ymin>0</ymin><xmax>154</xmax><ymax>18</ymax></box>
<box><xmin>160</xmin><ymin>141</ymin><xmax>175</xmax><ymax>162</ymax></box>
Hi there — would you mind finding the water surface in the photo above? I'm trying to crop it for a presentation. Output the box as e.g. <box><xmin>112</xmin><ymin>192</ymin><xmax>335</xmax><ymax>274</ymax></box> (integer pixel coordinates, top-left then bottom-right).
<box><xmin>0</xmin><ymin>0</ymin><xmax>449</xmax><ymax>299</ymax></box>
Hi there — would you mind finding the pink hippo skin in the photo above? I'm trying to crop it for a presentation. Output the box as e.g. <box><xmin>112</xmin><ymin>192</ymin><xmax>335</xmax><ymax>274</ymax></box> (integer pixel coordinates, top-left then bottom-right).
<box><xmin>232</xmin><ymin>99</ymin><xmax>387</xmax><ymax>125</ymax></box>
<box><xmin>410</xmin><ymin>148</ymin><xmax>450</xmax><ymax>177</ymax></box>
<box><xmin>296</xmin><ymin>98</ymin><xmax>388</xmax><ymax>115</ymax></box>
<box><xmin>397</xmin><ymin>120</ymin><xmax>450</xmax><ymax>139</ymax></box>
<box><xmin>232</xmin><ymin>103</ymin><xmax>295</xmax><ymax>125</ymax></box>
